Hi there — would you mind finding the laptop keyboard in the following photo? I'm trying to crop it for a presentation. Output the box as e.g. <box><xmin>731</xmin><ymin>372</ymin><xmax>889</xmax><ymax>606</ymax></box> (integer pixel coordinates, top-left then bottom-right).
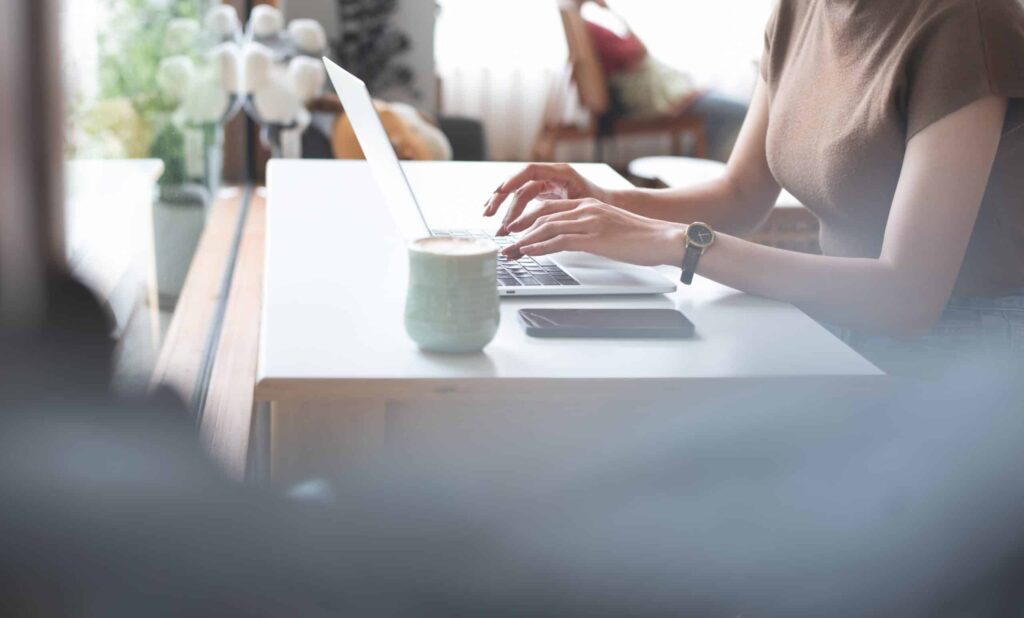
<box><xmin>434</xmin><ymin>230</ymin><xmax>580</xmax><ymax>287</ymax></box>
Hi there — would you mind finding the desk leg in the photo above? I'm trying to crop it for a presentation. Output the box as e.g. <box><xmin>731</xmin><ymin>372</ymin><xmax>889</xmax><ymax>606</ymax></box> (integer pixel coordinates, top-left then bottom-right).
<box><xmin>269</xmin><ymin>398</ymin><xmax>388</xmax><ymax>486</ymax></box>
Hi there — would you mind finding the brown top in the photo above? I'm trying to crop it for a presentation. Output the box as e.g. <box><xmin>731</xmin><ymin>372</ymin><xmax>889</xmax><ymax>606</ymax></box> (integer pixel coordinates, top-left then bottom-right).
<box><xmin>761</xmin><ymin>0</ymin><xmax>1024</xmax><ymax>297</ymax></box>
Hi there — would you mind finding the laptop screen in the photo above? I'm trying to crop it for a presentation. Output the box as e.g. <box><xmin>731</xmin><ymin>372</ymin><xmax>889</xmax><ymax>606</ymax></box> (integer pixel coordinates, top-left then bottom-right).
<box><xmin>323</xmin><ymin>58</ymin><xmax>431</xmax><ymax>240</ymax></box>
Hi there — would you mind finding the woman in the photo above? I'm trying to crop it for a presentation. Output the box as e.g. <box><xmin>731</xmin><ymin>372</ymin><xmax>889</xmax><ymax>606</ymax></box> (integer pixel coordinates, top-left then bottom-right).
<box><xmin>572</xmin><ymin>0</ymin><xmax>749</xmax><ymax>161</ymax></box>
<box><xmin>486</xmin><ymin>0</ymin><xmax>1024</xmax><ymax>374</ymax></box>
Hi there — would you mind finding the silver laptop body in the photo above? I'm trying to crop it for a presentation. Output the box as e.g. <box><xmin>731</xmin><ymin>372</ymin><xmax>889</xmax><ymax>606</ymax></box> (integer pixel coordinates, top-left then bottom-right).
<box><xmin>323</xmin><ymin>58</ymin><xmax>676</xmax><ymax>297</ymax></box>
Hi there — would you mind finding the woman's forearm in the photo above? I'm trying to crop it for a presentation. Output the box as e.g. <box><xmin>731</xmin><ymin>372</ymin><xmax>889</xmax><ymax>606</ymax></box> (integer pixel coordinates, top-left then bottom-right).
<box><xmin>670</xmin><ymin>231</ymin><xmax>945</xmax><ymax>335</ymax></box>
<box><xmin>606</xmin><ymin>176</ymin><xmax>778</xmax><ymax>237</ymax></box>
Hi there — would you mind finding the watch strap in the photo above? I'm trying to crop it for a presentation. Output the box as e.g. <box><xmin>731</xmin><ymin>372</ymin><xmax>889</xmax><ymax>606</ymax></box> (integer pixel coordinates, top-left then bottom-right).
<box><xmin>680</xmin><ymin>243</ymin><xmax>703</xmax><ymax>285</ymax></box>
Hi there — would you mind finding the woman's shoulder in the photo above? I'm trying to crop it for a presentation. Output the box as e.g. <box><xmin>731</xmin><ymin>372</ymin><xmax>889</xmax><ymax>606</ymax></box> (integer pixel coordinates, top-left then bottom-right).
<box><xmin>897</xmin><ymin>0</ymin><xmax>1024</xmax><ymax>138</ymax></box>
<box><xmin>769</xmin><ymin>0</ymin><xmax>814</xmax><ymax>27</ymax></box>
<box><xmin>925</xmin><ymin>0</ymin><xmax>1023</xmax><ymax>15</ymax></box>
<box><xmin>902</xmin><ymin>0</ymin><xmax>1024</xmax><ymax>65</ymax></box>
<box><xmin>774</xmin><ymin>0</ymin><xmax>1024</xmax><ymax>32</ymax></box>
<box><xmin>762</xmin><ymin>0</ymin><xmax>818</xmax><ymax>84</ymax></box>
<box><xmin>907</xmin><ymin>0</ymin><xmax>1024</xmax><ymax>32</ymax></box>
<box><xmin>764</xmin><ymin>0</ymin><xmax>815</xmax><ymax>49</ymax></box>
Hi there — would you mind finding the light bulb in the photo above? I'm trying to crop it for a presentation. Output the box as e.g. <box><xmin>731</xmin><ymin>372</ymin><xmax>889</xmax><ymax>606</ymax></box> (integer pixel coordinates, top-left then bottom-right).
<box><xmin>157</xmin><ymin>56</ymin><xmax>195</xmax><ymax>102</ymax></box>
<box><xmin>288</xmin><ymin>56</ymin><xmax>326</xmax><ymax>103</ymax></box>
<box><xmin>250</xmin><ymin>5</ymin><xmax>285</xmax><ymax>39</ymax></box>
<box><xmin>205</xmin><ymin>5</ymin><xmax>241</xmax><ymax>41</ymax></box>
<box><xmin>288</xmin><ymin>19</ymin><xmax>328</xmax><ymax>54</ymax></box>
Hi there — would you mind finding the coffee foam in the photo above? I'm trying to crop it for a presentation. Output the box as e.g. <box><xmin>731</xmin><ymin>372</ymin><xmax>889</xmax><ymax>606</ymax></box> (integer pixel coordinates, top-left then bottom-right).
<box><xmin>411</xmin><ymin>237</ymin><xmax>498</xmax><ymax>256</ymax></box>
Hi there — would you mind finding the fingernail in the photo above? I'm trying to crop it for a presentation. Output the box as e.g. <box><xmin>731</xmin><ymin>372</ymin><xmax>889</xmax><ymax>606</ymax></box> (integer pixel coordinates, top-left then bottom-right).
<box><xmin>493</xmin><ymin>183</ymin><xmax>504</xmax><ymax>194</ymax></box>
<box><xmin>496</xmin><ymin>226</ymin><xmax>507</xmax><ymax>236</ymax></box>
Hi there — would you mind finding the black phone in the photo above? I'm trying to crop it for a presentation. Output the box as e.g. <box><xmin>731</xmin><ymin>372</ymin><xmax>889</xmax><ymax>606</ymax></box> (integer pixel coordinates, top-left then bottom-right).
<box><xmin>518</xmin><ymin>308</ymin><xmax>695</xmax><ymax>339</ymax></box>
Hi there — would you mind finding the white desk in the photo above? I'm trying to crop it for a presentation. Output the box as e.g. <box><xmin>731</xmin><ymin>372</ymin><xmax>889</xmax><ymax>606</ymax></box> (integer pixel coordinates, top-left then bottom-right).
<box><xmin>258</xmin><ymin>160</ymin><xmax>881</xmax><ymax>482</ymax></box>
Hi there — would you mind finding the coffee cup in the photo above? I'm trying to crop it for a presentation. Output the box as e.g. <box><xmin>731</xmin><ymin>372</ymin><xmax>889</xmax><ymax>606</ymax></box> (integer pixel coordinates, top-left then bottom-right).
<box><xmin>405</xmin><ymin>237</ymin><xmax>500</xmax><ymax>353</ymax></box>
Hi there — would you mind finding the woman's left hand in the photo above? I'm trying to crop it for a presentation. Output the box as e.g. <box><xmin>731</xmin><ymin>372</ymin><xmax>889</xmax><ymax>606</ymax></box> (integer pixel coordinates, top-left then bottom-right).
<box><xmin>503</xmin><ymin>198</ymin><xmax>687</xmax><ymax>267</ymax></box>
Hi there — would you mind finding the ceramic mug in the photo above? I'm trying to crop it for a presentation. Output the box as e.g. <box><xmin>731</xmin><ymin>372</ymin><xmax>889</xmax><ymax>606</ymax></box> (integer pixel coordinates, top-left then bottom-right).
<box><xmin>405</xmin><ymin>237</ymin><xmax>500</xmax><ymax>353</ymax></box>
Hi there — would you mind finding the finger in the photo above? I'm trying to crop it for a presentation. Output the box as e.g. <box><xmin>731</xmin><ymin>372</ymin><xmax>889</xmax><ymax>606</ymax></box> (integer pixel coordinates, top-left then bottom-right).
<box><xmin>497</xmin><ymin>181</ymin><xmax>548</xmax><ymax>236</ymax></box>
<box><xmin>517</xmin><ymin>219</ymin><xmax>592</xmax><ymax>248</ymax></box>
<box><xmin>503</xmin><ymin>220</ymin><xmax>590</xmax><ymax>259</ymax></box>
<box><xmin>520</xmin><ymin>234</ymin><xmax>593</xmax><ymax>258</ymax></box>
<box><xmin>484</xmin><ymin>163</ymin><xmax>571</xmax><ymax>217</ymax></box>
<box><xmin>483</xmin><ymin>183</ymin><xmax>512</xmax><ymax>218</ymax></box>
<box><xmin>506</xmin><ymin>198</ymin><xmax>586</xmax><ymax>234</ymax></box>
<box><xmin>517</xmin><ymin>204</ymin><xmax>593</xmax><ymax>234</ymax></box>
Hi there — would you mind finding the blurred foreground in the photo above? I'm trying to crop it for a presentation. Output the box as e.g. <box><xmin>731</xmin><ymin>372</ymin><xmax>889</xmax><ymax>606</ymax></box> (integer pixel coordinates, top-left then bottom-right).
<box><xmin>2</xmin><ymin>277</ymin><xmax>1023</xmax><ymax>616</ymax></box>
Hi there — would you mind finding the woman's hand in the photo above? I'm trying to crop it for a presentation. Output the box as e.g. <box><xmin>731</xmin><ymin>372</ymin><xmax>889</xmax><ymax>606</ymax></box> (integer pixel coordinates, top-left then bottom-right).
<box><xmin>483</xmin><ymin>163</ymin><xmax>612</xmax><ymax>236</ymax></box>
<box><xmin>502</xmin><ymin>198</ymin><xmax>687</xmax><ymax>267</ymax></box>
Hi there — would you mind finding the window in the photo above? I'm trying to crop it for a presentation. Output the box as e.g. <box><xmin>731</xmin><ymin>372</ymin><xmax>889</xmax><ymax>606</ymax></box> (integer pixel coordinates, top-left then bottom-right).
<box><xmin>60</xmin><ymin>0</ymin><xmax>235</xmax><ymax>394</ymax></box>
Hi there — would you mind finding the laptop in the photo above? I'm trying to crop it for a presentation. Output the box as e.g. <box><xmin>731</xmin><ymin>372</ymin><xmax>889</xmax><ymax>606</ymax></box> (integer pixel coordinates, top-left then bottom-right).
<box><xmin>323</xmin><ymin>58</ymin><xmax>676</xmax><ymax>297</ymax></box>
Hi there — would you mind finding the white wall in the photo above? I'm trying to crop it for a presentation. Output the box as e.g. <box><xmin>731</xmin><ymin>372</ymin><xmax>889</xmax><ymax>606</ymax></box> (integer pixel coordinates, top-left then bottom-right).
<box><xmin>280</xmin><ymin>0</ymin><xmax>437</xmax><ymax>111</ymax></box>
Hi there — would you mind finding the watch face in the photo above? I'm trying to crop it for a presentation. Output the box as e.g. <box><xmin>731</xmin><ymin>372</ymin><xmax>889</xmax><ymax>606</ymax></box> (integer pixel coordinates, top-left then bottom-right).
<box><xmin>688</xmin><ymin>223</ymin><xmax>715</xmax><ymax>248</ymax></box>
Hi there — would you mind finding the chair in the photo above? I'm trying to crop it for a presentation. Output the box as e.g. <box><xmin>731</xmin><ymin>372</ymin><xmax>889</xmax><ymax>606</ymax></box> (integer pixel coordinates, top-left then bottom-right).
<box><xmin>305</xmin><ymin>94</ymin><xmax>488</xmax><ymax>161</ymax></box>
<box><xmin>533</xmin><ymin>7</ymin><xmax>708</xmax><ymax>162</ymax></box>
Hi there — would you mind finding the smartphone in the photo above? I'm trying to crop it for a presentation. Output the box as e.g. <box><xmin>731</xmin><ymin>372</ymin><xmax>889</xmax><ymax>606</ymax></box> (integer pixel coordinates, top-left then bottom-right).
<box><xmin>518</xmin><ymin>308</ymin><xmax>695</xmax><ymax>339</ymax></box>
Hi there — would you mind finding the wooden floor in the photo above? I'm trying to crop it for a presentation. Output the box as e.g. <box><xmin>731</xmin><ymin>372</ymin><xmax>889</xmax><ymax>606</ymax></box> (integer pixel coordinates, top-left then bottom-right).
<box><xmin>151</xmin><ymin>190</ymin><xmax>242</xmax><ymax>399</ymax></box>
<box><xmin>200</xmin><ymin>192</ymin><xmax>265</xmax><ymax>477</ymax></box>
<box><xmin>152</xmin><ymin>188</ymin><xmax>266</xmax><ymax>479</ymax></box>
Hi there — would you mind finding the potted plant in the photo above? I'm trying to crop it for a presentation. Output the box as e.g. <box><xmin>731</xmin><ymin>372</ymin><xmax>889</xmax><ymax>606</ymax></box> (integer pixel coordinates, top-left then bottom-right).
<box><xmin>70</xmin><ymin>0</ymin><xmax>242</xmax><ymax>306</ymax></box>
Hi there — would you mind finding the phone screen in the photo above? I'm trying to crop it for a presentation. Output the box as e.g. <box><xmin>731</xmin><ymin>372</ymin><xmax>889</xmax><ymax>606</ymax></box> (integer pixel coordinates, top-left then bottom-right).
<box><xmin>518</xmin><ymin>309</ymin><xmax>695</xmax><ymax>339</ymax></box>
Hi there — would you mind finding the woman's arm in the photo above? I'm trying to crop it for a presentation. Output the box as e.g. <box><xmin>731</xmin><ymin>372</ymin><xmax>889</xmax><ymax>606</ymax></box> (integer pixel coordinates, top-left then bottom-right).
<box><xmin>488</xmin><ymin>82</ymin><xmax>780</xmax><ymax>237</ymax></box>
<box><xmin>603</xmin><ymin>81</ymin><xmax>781</xmax><ymax>236</ymax></box>
<box><xmin>505</xmin><ymin>94</ymin><xmax>1008</xmax><ymax>335</ymax></box>
<box><xmin>699</xmin><ymin>94</ymin><xmax>1007</xmax><ymax>333</ymax></box>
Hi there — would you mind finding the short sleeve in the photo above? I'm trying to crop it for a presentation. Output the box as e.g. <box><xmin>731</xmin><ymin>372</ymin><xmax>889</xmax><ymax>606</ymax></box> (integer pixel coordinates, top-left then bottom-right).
<box><xmin>903</xmin><ymin>0</ymin><xmax>1024</xmax><ymax>140</ymax></box>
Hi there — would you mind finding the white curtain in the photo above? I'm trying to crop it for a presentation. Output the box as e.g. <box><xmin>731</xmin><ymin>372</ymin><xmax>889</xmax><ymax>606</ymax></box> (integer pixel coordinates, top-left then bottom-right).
<box><xmin>60</xmin><ymin>0</ymin><xmax>104</xmax><ymax>103</ymax></box>
<box><xmin>436</xmin><ymin>0</ymin><xmax>777</xmax><ymax>161</ymax></box>
<box><xmin>436</xmin><ymin>0</ymin><xmax>569</xmax><ymax>161</ymax></box>
<box><xmin>615</xmin><ymin>0</ymin><xmax>775</xmax><ymax>98</ymax></box>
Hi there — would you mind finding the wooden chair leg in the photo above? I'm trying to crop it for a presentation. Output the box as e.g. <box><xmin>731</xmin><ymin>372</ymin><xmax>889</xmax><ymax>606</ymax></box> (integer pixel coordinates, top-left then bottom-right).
<box><xmin>593</xmin><ymin>135</ymin><xmax>606</xmax><ymax>162</ymax></box>
<box><xmin>532</xmin><ymin>130</ymin><xmax>557</xmax><ymax>162</ymax></box>
<box><xmin>670</xmin><ymin>130</ymin><xmax>683</xmax><ymax>157</ymax></box>
<box><xmin>692</xmin><ymin>125</ymin><xmax>709</xmax><ymax>159</ymax></box>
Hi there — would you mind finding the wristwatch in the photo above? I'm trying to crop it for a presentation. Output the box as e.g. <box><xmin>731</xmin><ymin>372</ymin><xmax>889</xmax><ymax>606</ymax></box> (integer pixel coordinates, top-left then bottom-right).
<box><xmin>680</xmin><ymin>222</ymin><xmax>715</xmax><ymax>285</ymax></box>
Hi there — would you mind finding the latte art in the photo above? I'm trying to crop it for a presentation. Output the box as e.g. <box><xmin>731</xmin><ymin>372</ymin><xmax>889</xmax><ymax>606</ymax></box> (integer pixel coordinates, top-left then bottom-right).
<box><xmin>411</xmin><ymin>237</ymin><xmax>499</xmax><ymax>257</ymax></box>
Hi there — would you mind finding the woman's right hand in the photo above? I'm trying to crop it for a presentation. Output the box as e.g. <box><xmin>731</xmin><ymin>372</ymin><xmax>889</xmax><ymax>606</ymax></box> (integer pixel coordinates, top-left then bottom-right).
<box><xmin>483</xmin><ymin>163</ymin><xmax>611</xmax><ymax>236</ymax></box>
